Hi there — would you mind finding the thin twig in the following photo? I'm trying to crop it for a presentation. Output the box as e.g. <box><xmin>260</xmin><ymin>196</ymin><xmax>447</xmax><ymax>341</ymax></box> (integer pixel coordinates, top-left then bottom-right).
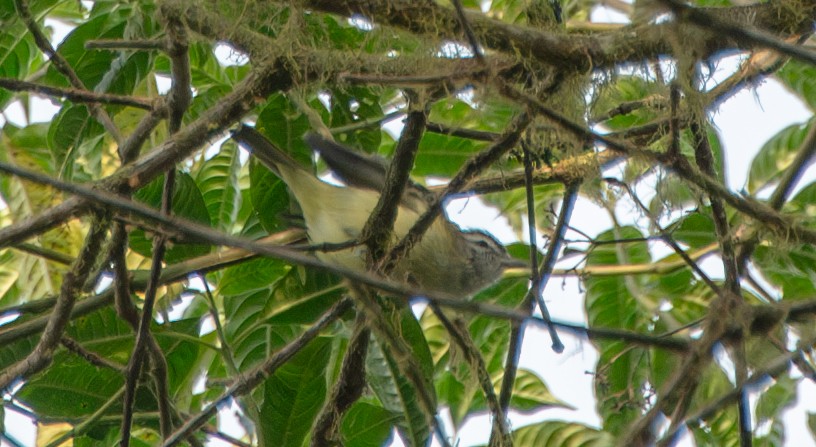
<box><xmin>0</xmin><ymin>77</ymin><xmax>153</xmax><ymax>109</ymax></box>
<box><xmin>120</xmin><ymin>233</ymin><xmax>168</xmax><ymax>445</ymax></box>
<box><xmin>13</xmin><ymin>0</ymin><xmax>123</xmax><ymax>143</ymax></box>
<box><xmin>61</xmin><ymin>336</ymin><xmax>126</xmax><ymax>373</ymax></box>
<box><xmin>657</xmin><ymin>337</ymin><xmax>811</xmax><ymax>445</ymax></box>
<box><xmin>430</xmin><ymin>303</ymin><xmax>511</xmax><ymax>445</ymax></box>
<box><xmin>604</xmin><ymin>177</ymin><xmax>721</xmax><ymax>294</ymax></box>
<box><xmin>496</xmin><ymin>182</ymin><xmax>576</xmax><ymax>424</ymax></box>
<box><xmin>450</xmin><ymin>0</ymin><xmax>485</xmax><ymax>63</ymax></box>
<box><xmin>11</xmin><ymin>242</ymin><xmax>74</xmax><ymax>265</ymax></box>
<box><xmin>85</xmin><ymin>39</ymin><xmax>164</xmax><ymax>50</ymax></box>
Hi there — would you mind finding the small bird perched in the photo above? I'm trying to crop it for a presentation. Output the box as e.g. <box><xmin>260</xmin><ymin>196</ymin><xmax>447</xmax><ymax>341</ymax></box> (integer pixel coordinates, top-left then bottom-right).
<box><xmin>232</xmin><ymin>125</ymin><xmax>522</xmax><ymax>296</ymax></box>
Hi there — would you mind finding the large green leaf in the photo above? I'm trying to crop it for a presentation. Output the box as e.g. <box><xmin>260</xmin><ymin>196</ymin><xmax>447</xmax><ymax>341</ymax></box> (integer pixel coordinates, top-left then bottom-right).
<box><xmin>367</xmin><ymin>303</ymin><xmax>435</xmax><ymax>447</ymax></box>
<box><xmin>47</xmin><ymin>103</ymin><xmax>106</xmax><ymax>181</ymax></box>
<box><xmin>670</xmin><ymin>210</ymin><xmax>717</xmax><ymax>248</ymax></box>
<box><xmin>195</xmin><ymin>140</ymin><xmax>243</xmax><ymax>233</ymax></box>
<box><xmin>509</xmin><ymin>368</ymin><xmax>572</xmax><ymax>412</ymax></box>
<box><xmin>222</xmin><ymin>265</ymin><xmax>342</xmax><ymax>370</ymax></box>
<box><xmin>496</xmin><ymin>420</ymin><xmax>613</xmax><ymax>447</ymax></box>
<box><xmin>753</xmin><ymin>244</ymin><xmax>816</xmax><ymax>300</ymax></box>
<box><xmin>752</xmin><ymin>180</ymin><xmax>816</xmax><ymax>299</ymax></box>
<box><xmin>776</xmin><ymin>60</ymin><xmax>816</xmax><ymax>111</ymax></box>
<box><xmin>428</xmin><ymin>97</ymin><xmax>517</xmax><ymax>136</ymax></box>
<box><xmin>415</xmin><ymin>132</ymin><xmax>488</xmax><ymax>177</ymax></box>
<box><xmin>15</xmin><ymin>359</ymin><xmax>125</xmax><ymax>419</ymax></box>
<box><xmin>340</xmin><ymin>401</ymin><xmax>400</xmax><ymax>447</ymax></box>
<box><xmin>689</xmin><ymin>365</ymin><xmax>739</xmax><ymax>446</ymax></box>
<box><xmin>43</xmin><ymin>5</ymin><xmax>155</xmax><ymax>93</ymax></box>
<box><xmin>0</xmin><ymin>17</ymin><xmax>39</xmax><ymax>109</ymax></box>
<box><xmin>755</xmin><ymin>375</ymin><xmax>797</xmax><ymax>428</ymax></box>
<box><xmin>13</xmin><ymin>307</ymin><xmax>207</xmax><ymax>421</ymax></box>
<box><xmin>129</xmin><ymin>171</ymin><xmax>213</xmax><ymax>263</ymax></box>
<box><xmin>248</xmin><ymin>94</ymin><xmax>314</xmax><ymax>232</ymax></box>
<box><xmin>259</xmin><ymin>337</ymin><xmax>331</xmax><ymax>447</ymax></box>
<box><xmin>584</xmin><ymin>226</ymin><xmax>652</xmax><ymax>435</ymax></box>
<box><xmin>324</xmin><ymin>86</ymin><xmax>384</xmax><ymax>150</ymax></box>
<box><xmin>747</xmin><ymin>120</ymin><xmax>812</xmax><ymax>193</ymax></box>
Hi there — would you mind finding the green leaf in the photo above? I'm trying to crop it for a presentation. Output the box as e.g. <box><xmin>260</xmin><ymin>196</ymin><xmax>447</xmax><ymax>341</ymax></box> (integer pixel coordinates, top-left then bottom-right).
<box><xmin>340</xmin><ymin>402</ymin><xmax>399</xmax><ymax>447</ymax></box>
<box><xmin>807</xmin><ymin>412</ymin><xmax>816</xmax><ymax>441</ymax></box>
<box><xmin>13</xmin><ymin>309</ymin><xmax>138</xmax><ymax>420</ymax></box>
<box><xmin>47</xmin><ymin>103</ymin><xmax>106</xmax><ymax>181</ymax></box>
<box><xmin>248</xmin><ymin>94</ymin><xmax>315</xmax><ymax>232</ymax></box>
<box><xmin>256</xmin><ymin>94</ymin><xmax>313</xmax><ymax>164</ymax></box>
<box><xmin>129</xmin><ymin>171</ymin><xmax>212</xmax><ymax>263</ymax></box>
<box><xmin>259</xmin><ymin>337</ymin><xmax>331</xmax><ymax>447</ymax></box>
<box><xmin>324</xmin><ymin>87</ymin><xmax>384</xmax><ymax>149</ymax></box>
<box><xmin>690</xmin><ymin>365</ymin><xmax>739</xmax><ymax>445</ymax></box>
<box><xmin>650</xmin><ymin>172</ymin><xmax>697</xmax><ymax>213</ymax></box>
<box><xmin>218</xmin><ymin>257</ymin><xmax>290</xmax><ymax>296</ymax></box>
<box><xmin>430</xmin><ymin>275</ymin><xmax>542</xmax><ymax>427</ymax></box>
<box><xmin>249</xmin><ymin>159</ymin><xmax>293</xmax><ymax>233</ymax></box>
<box><xmin>484</xmin><ymin>183</ymin><xmax>563</xmax><ymax>232</ymax></box>
<box><xmin>44</xmin><ymin>5</ymin><xmax>154</xmax><ymax>93</ymax></box>
<box><xmin>776</xmin><ymin>60</ymin><xmax>816</xmax><ymax>111</ymax></box>
<box><xmin>755</xmin><ymin>375</ymin><xmax>797</xmax><ymax>425</ymax></box>
<box><xmin>0</xmin><ymin>19</ymin><xmax>40</xmax><ymax>110</ymax></box>
<box><xmin>753</xmin><ymin>244</ymin><xmax>816</xmax><ymax>300</ymax></box>
<box><xmin>0</xmin><ymin>125</ymin><xmax>78</xmax><ymax>304</ymax></box>
<box><xmin>415</xmin><ymin>132</ymin><xmax>488</xmax><ymax>177</ymax></box>
<box><xmin>584</xmin><ymin>226</ymin><xmax>651</xmax><ymax>435</ymax></box>
<box><xmin>154</xmin><ymin>318</ymin><xmax>213</xmax><ymax>404</ymax></box>
<box><xmin>429</xmin><ymin>97</ymin><xmax>516</xmax><ymax>135</ymax></box>
<box><xmin>592</xmin><ymin>76</ymin><xmax>664</xmax><ymax>130</ymax></box>
<box><xmin>367</xmin><ymin>304</ymin><xmax>434</xmax><ymax>447</ymax></box>
<box><xmin>509</xmin><ymin>368</ymin><xmax>572</xmax><ymax>412</ymax></box>
<box><xmin>671</xmin><ymin>211</ymin><xmax>716</xmax><ymax>248</ymax></box>
<box><xmin>222</xmin><ymin>266</ymin><xmax>342</xmax><ymax>370</ymax></box>
<box><xmin>16</xmin><ymin>361</ymin><xmax>124</xmax><ymax>419</ymax></box>
<box><xmin>760</xmin><ymin>189</ymin><xmax>816</xmax><ymax>297</ymax></box>
<box><xmin>0</xmin><ymin>325</ymin><xmax>39</xmax><ymax>370</ymax></box>
<box><xmin>782</xmin><ymin>179</ymin><xmax>816</xmax><ymax>227</ymax></box>
<box><xmin>499</xmin><ymin>420</ymin><xmax>613</xmax><ymax>447</ymax></box>
<box><xmin>195</xmin><ymin>140</ymin><xmax>243</xmax><ymax>233</ymax></box>
<box><xmin>747</xmin><ymin>120</ymin><xmax>812</xmax><ymax>193</ymax></box>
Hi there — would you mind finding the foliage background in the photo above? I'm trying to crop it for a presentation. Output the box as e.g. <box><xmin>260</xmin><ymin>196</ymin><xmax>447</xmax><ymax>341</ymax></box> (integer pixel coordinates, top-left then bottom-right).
<box><xmin>1</xmin><ymin>0</ymin><xmax>816</xmax><ymax>446</ymax></box>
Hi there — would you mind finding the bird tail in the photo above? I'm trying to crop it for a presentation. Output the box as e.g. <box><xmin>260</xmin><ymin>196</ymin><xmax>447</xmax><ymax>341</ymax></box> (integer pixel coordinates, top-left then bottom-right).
<box><xmin>232</xmin><ymin>125</ymin><xmax>303</xmax><ymax>176</ymax></box>
<box><xmin>304</xmin><ymin>132</ymin><xmax>388</xmax><ymax>191</ymax></box>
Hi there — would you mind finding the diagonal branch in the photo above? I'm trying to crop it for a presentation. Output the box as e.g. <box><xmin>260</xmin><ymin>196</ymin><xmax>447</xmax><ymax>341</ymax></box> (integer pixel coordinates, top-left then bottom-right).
<box><xmin>0</xmin><ymin>78</ymin><xmax>154</xmax><ymax>109</ymax></box>
<box><xmin>0</xmin><ymin>159</ymin><xmax>696</xmax><ymax>353</ymax></box>
<box><xmin>0</xmin><ymin>214</ymin><xmax>110</xmax><ymax>390</ymax></box>
<box><xmin>493</xmin><ymin>181</ymin><xmax>577</xmax><ymax>447</ymax></box>
<box><xmin>382</xmin><ymin>111</ymin><xmax>531</xmax><ymax>273</ymax></box>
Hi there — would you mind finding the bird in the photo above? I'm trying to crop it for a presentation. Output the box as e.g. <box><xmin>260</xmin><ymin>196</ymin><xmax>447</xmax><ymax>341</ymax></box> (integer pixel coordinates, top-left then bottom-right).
<box><xmin>232</xmin><ymin>125</ymin><xmax>523</xmax><ymax>296</ymax></box>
